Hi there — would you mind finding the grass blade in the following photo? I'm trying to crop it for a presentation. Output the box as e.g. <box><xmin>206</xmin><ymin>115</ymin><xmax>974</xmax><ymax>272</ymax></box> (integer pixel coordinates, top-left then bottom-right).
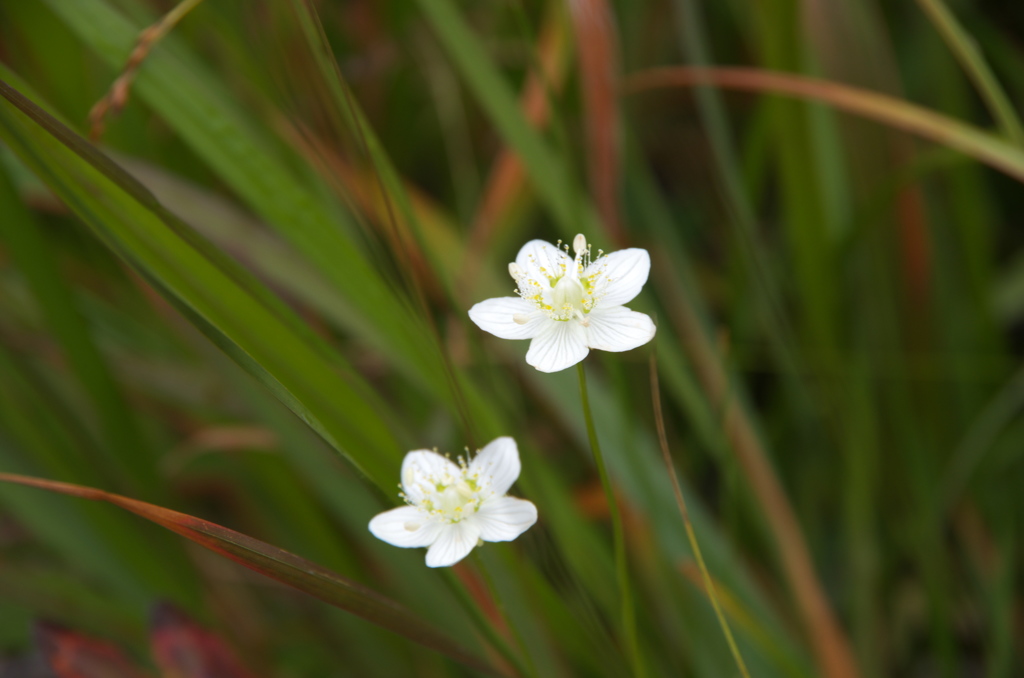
<box><xmin>626</xmin><ymin>66</ymin><xmax>1024</xmax><ymax>185</ymax></box>
<box><xmin>0</xmin><ymin>77</ymin><xmax>402</xmax><ymax>490</ymax></box>
<box><xmin>914</xmin><ymin>0</ymin><xmax>1024</xmax><ymax>146</ymax></box>
<box><xmin>0</xmin><ymin>472</ymin><xmax>506</xmax><ymax>678</ymax></box>
<box><xmin>40</xmin><ymin>0</ymin><xmax>446</xmax><ymax>397</ymax></box>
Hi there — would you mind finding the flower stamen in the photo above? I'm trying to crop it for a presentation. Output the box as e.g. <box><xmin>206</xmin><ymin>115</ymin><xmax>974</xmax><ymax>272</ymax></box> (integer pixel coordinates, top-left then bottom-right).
<box><xmin>508</xmin><ymin>234</ymin><xmax>603</xmax><ymax>324</ymax></box>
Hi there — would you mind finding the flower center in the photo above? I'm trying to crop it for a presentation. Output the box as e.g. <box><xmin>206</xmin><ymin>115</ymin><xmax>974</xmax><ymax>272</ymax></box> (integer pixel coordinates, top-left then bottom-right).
<box><xmin>510</xmin><ymin>235</ymin><xmax>601</xmax><ymax>323</ymax></box>
<box><xmin>549</xmin><ymin>275</ymin><xmax>586</xmax><ymax>321</ymax></box>
<box><xmin>406</xmin><ymin>458</ymin><xmax>486</xmax><ymax>524</ymax></box>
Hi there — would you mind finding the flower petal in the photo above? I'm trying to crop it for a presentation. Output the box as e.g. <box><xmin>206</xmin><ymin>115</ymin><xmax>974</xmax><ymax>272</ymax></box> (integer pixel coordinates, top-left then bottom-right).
<box><xmin>515</xmin><ymin>239</ymin><xmax>572</xmax><ymax>284</ymax></box>
<box><xmin>368</xmin><ymin>506</ymin><xmax>443</xmax><ymax>548</ymax></box>
<box><xmin>525</xmin><ymin>320</ymin><xmax>589</xmax><ymax>372</ymax></box>
<box><xmin>468</xmin><ymin>297</ymin><xmax>546</xmax><ymax>340</ymax></box>
<box><xmin>584</xmin><ymin>306</ymin><xmax>656</xmax><ymax>352</ymax></box>
<box><xmin>401</xmin><ymin>450</ymin><xmax>460</xmax><ymax>504</ymax></box>
<box><xmin>469</xmin><ymin>437</ymin><xmax>521</xmax><ymax>495</ymax></box>
<box><xmin>585</xmin><ymin>248</ymin><xmax>650</xmax><ymax>307</ymax></box>
<box><xmin>425</xmin><ymin>521</ymin><xmax>481</xmax><ymax>568</ymax></box>
<box><xmin>474</xmin><ymin>496</ymin><xmax>538</xmax><ymax>543</ymax></box>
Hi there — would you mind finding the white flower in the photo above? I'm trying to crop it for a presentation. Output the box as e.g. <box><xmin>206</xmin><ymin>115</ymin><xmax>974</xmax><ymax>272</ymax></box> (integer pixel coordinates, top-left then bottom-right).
<box><xmin>368</xmin><ymin>437</ymin><xmax>537</xmax><ymax>568</ymax></box>
<box><xmin>469</xmin><ymin>234</ymin><xmax>656</xmax><ymax>373</ymax></box>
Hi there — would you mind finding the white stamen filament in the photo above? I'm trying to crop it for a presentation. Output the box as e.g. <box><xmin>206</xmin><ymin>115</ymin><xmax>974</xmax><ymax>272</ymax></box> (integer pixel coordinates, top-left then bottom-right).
<box><xmin>508</xmin><ymin>237</ymin><xmax>606</xmax><ymax>324</ymax></box>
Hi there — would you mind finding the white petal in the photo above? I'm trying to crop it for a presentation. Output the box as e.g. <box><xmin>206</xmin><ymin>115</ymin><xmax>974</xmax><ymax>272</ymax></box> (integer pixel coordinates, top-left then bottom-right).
<box><xmin>525</xmin><ymin>320</ymin><xmax>589</xmax><ymax>373</ymax></box>
<box><xmin>474</xmin><ymin>496</ymin><xmax>538</xmax><ymax>543</ymax></box>
<box><xmin>468</xmin><ymin>297</ymin><xmax>545</xmax><ymax>340</ymax></box>
<box><xmin>401</xmin><ymin>450</ymin><xmax>459</xmax><ymax>503</ymax></box>
<box><xmin>369</xmin><ymin>506</ymin><xmax>444</xmax><ymax>548</ymax></box>
<box><xmin>425</xmin><ymin>521</ymin><xmax>481</xmax><ymax>568</ymax></box>
<box><xmin>515</xmin><ymin>239</ymin><xmax>572</xmax><ymax>284</ymax></box>
<box><xmin>584</xmin><ymin>306</ymin><xmax>656</xmax><ymax>352</ymax></box>
<box><xmin>469</xmin><ymin>437</ymin><xmax>521</xmax><ymax>495</ymax></box>
<box><xmin>585</xmin><ymin>248</ymin><xmax>650</xmax><ymax>307</ymax></box>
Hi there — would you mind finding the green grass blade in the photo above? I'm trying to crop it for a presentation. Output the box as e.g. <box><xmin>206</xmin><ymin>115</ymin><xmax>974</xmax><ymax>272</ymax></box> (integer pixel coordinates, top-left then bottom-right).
<box><xmin>0</xmin><ymin>78</ymin><xmax>402</xmax><ymax>491</ymax></box>
<box><xmin>914</xmin><ymin>0</ymin><xmax>1024</xmax><ymax>146</ymax></box>
<box><xmin>38</xmin><ymin>0</ymin><xmax>446</xmax><ymax>396</ymax></box>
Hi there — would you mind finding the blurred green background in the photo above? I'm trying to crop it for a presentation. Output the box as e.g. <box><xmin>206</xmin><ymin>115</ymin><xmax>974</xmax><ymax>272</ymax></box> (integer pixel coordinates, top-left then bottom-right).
<box><xmin>1</xmin><ymin>0</ymin><xmax>1023</xmax><ymax>676</ymax></box>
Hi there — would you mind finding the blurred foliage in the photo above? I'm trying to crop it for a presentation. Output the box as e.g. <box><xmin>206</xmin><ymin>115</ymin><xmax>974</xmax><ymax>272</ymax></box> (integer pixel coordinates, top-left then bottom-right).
<box><xmin>1</xmin><ymin>0</ymin><xmax>1023</xmax><ymax>676</ymax></box>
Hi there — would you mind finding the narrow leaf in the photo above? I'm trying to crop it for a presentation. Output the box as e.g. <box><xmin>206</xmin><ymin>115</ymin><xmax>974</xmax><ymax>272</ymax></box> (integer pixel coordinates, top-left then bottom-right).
<box><xmin>914</xmin><ymin>0</ymin><xmax>1024</xmax><ymax>146</ymax></box>
<box><xmin>39</xmin><ymin>0</ymin><xmax>443</xmax><ymax>394</ymax></box>
<box><xmin>0</xmin><ymin>77</ymin><xmax>402</xmax><ymax>490</ymax></box>
<box><xmin>0</xmin><ymin>473</ymin><xmax>505</xmax><ymax>677</ymax></box>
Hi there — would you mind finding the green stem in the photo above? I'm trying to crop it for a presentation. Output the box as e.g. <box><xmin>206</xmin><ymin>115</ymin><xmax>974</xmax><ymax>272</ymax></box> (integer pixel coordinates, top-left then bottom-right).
<box><xmin>576</xmin><ymin>362</ymin><xmax>644</xmax><ymax>678</ymax></box>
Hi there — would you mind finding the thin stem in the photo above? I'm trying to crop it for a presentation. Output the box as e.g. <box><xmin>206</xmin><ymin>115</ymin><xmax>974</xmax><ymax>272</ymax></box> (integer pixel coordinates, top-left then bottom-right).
<box><xmin>88</xmin><ymin>0</ymin><xmax>208</xmax><ymax>139</ymax></box>
<box><xmin>576</xmin><ymin>362</ymin><xmax>644</xmax><ymax>678</ymax></box>
<box><xmin>650</xmin><ymin>355</ymin><xmax>751</xmax><ymax>678</ymax></box>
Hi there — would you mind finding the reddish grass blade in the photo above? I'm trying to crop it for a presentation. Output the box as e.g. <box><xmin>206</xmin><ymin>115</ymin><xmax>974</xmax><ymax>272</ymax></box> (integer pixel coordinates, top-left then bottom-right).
<box><xmin>625</xmin><ymin>66</ymin><xmax>1024</xmax><ymax>186</ymax></box>
<box><xmin>36</xmin><ymin>623</ymin><xmax>151</xmax><ymax>678</ymax></box>
<box><xmin>0</xmin><ymin>473</ymin><xmax>506</xmax><ymax>677</ymax></box>
<box><xmin>149</xmin><ymin>603</ymin><xmax>255</xmax><ymax>678</ymax></box>
<box><xmin>896</xmin><ymin>185</ymin><xmax>932</xmax><ymax>307</ymax></box>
